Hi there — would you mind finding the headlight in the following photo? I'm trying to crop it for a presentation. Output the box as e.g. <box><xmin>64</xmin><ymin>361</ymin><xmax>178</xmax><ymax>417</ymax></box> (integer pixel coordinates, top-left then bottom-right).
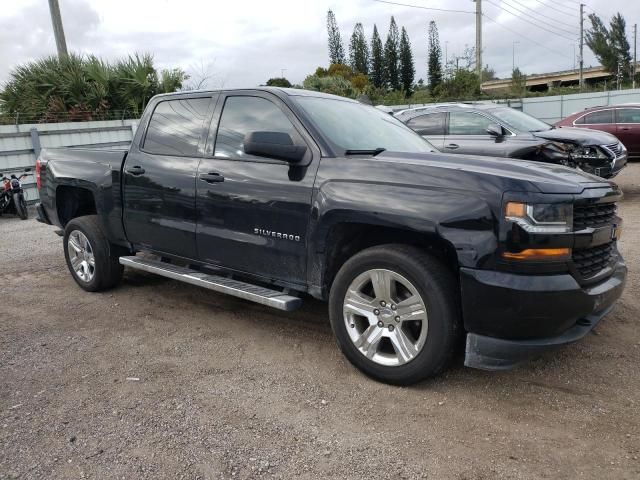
<box><xmin>505</xmin><ymin>202</ymin><xmax>573</xmax><ymax>233</ymax></box>
<box><xmin>571</xmin><ymin>146</ymin><xmax>609</xmax><ymax>160</ymax></box>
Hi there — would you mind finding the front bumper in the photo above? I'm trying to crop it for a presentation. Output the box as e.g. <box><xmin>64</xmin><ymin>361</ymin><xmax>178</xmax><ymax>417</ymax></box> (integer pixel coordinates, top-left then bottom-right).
<box><xmin>461</xmin><ymin>260</ymin><xmax>626</xmax><ymax>370</ymax></box>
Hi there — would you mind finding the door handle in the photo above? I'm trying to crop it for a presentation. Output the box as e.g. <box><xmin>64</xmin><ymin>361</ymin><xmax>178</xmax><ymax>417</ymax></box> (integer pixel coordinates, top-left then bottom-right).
<box><xmin>445</xmin><ymin>144</ymin><xmax>459</xmax><ymax>150</ymax></box>
<box><xmin>621</xmin><ymin>127</ymin><xmax>630</xmax><ymax>131</ymax></box>
<box><xmin>126</xmin><ymin>165</ymin><xmax>145</xmax><ymax>175</ymax></box>
<box><xmin>200</xmin><ymin>172</ymin><xmax>224</xmax><ymax>183</ymax></box>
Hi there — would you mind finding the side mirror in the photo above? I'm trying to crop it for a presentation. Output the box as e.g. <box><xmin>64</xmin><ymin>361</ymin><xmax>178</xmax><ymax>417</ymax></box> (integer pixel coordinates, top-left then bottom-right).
<box><xmin>244</xmin><ymin>131</ymin><xmax>307</xmax><ymax>163</ymax></box>
<box><xmin>486</xmin><ymin>124</ymin><xmax>505</xmax><ymax>137</ymax></box>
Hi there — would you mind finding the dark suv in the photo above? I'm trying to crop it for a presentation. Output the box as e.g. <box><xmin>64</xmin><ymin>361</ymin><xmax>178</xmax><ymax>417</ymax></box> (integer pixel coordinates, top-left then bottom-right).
<box><xmin>395</xmin><ymin>103</ymin><xmax>627</xmax><ymax>178</ymax></box>
<box><xmin>555</xmin><ymin>103</ymin><xmax>640</xmax><ymax>159</ymax></box>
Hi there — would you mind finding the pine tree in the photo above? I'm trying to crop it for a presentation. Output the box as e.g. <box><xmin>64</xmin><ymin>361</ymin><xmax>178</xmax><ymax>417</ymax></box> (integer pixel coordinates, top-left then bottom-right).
<box><xmin>327</xmin><ymin>10</ymin><xmax>346</xmax><ymax>65</ymax></box>
<box><xmin>399</xmin><ymin>27</ymin><xmax>415</xmax><ymax>95</ymax></box>
<box><xmin>586</xmin><ymin>12</ymin><xmax>632</xmax><ymax>81</ymax></box>
<box><xmin>427</xmin><ymin>20</ymin><xmax>443</xmax><ymax>93</ymax></box>
<box><xmin>384</xmin><ymin>16</ymin><xmax>400</xmax><ymax>90</ymax></box>
<box><xmin>369</xmin><ymin>25</ymin><xmax>385</xmax><ymax>88</ymax></box>
<box><xmin>349</xmin><ymin>23</ymin><xmax>369</xmax><ymax>75</ymax></box>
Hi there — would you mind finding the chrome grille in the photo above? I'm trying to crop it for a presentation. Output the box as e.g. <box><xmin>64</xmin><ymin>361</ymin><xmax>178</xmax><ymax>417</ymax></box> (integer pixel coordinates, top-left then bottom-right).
<box><xmin>573</xmin><ymin>202</ymin><xmax>617</xmax><ymax>230</ymax></box>
<box><xmin>604</xmin><ymin>142</ymin><xmax>623</xmax><ymax>157</ymax></box>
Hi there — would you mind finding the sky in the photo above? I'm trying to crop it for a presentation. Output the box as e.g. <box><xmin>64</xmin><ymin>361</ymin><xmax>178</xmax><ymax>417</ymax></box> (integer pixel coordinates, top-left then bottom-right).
<box><xmin>0</xmin><ymin>0</ymin><xmax>638</xmax><ymax>89</ymax></box>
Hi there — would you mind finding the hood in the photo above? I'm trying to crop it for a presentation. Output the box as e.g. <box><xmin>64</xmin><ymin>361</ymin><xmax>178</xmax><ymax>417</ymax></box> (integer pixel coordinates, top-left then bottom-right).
<box><xmin>376</xmin><ymin>151</ymin><xmax>612</xmax><ymax>195</ymax></box>
<box><xmin>532</xmin><ymin>127</ymin><xmax>618</xmax><ymax>146</ymax></box>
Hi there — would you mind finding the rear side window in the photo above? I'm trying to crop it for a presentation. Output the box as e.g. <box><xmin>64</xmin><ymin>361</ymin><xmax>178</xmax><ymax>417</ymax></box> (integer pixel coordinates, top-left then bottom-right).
<box><xmin>143</xmin><ymin>98</ymin><xmax>211</xmax><ymax>156</ymax></box>
<box><xmin>581</xmin><ymin>110</ymin><xmax>613</xmax><ymax>125</ymax></box>
<box><xmin>616</xmin><ymin>108</ymin><xmax>640</xmax><ymax>123</ymax></box>
<box><xmin>449</xmin><ymin>112</ymin><xmax>493</xmax><ymax>135</ymax></box>
<box><xmin>406</xmin><ymin>113</ymin><xmax>446</xmax><ymax>135</ymax></box>
<box><xmin>214</xmin><ymin>96</ymin><xmax>303</xmax><ymax>160</ymax></box>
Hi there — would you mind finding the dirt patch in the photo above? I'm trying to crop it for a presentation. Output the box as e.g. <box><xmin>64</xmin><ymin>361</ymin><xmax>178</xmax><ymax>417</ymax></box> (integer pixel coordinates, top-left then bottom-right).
<box><xmin>1</xmin><ymin>165</ymin><xmax>639</xmax><ymax>479</ymax></box>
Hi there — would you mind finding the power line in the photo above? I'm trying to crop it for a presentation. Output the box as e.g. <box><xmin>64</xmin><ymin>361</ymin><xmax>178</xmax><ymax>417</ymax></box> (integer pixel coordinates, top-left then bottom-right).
<box><xmin>483</xmin><ymin>13</ymin><xmax>572</xmax><ymax>60</ymax></box>
<box><xmin>485</xmin><ymin>0</ymin><xmax>577</xmax><ymax>41</ymax></box>
<box><xmin>530</xmin><ymin>0</ymin><xmax>577</xmax><ymax>17</ymax></box>
<box><xmin>372</xmin><ymin>0</ymin><xmax>475</xmax><ymax>14</ymax></box>
<box><xmin>503</xmin><ymin>0</ymin><xmax>578</xmax><ymax>31</ymax></box>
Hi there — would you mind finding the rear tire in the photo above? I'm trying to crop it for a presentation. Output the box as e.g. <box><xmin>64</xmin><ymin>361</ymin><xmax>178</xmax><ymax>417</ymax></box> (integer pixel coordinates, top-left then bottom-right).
<box><xmin>328</xmin><ymin>244</ymin><xmax>460</xmax><ymax>385</ymax></box>
<box><xmin>63</xmin><ymin>215</ymin><xmax>125</xmax><ymax>292</ymax></box>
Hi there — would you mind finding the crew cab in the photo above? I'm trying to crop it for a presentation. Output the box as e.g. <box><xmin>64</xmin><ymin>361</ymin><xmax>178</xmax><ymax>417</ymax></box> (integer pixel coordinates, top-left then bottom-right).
<box><xmin>36</xmin><ymin>88</ymin><xmax>627</xmax><ymax>385</ymax></box>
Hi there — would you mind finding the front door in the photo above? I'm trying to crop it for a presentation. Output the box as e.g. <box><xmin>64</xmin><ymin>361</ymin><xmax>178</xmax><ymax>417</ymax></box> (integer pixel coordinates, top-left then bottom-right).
<box><xmin>444</xmin><ymin>111</ymin><xmax>508</xmax><ymax>156</ymax></box>
<box><xmin>196</xmin><ymin>92</ymin><xmax>319</xmax><ymax>287</ymax></box>
<box><xmin>616</xmin><ymin>107</ymin><xmax>640</xmax><ymax>158</ymax></box>
<box><xmin>123</xmin><ymin>95</ymin><xmax>213</xmax><ymax>259</ymax></box>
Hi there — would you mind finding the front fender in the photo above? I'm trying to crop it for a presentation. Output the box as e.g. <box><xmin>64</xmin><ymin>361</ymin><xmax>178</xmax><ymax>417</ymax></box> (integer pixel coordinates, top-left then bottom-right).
<box><xmin>308</xmin><ymin>179</ymin><xmax>499</xmax><ymax>292</ymax></box>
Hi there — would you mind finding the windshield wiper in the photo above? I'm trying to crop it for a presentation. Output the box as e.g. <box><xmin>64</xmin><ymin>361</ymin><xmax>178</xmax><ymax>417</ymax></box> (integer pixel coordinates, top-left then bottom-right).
<box><xmin>344</xmin><ymin>148</ymin><xmax>386</xmax><ymax>156</ymax></box>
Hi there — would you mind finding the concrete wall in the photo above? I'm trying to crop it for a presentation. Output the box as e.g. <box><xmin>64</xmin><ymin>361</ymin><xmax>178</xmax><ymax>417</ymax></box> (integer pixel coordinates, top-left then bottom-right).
<box><xmin>0</xmin><ymin>119</ymin><xmax>137</xmax><ymax>203</ymax></box>
<box><xmin>389</xmin><ymin>87</ymin><xmax>640</xmax><ymax>124</ymax></box>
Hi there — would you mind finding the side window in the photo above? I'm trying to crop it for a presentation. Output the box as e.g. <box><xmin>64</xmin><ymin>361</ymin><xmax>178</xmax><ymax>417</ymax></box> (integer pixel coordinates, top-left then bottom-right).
<box><xmin>406</xmin><ymin>113</ymin><xmax>446</xmax><ymax>135</ymax></box>
<box><xmin>582</xmin><ymin>110</ymin><xmax>613</xmax><ymax>125</ymax></box>
<box><xmin>449</xmin><ymin>112</ymin><xmax>494</xmax><ymax>135</ymax></box>
<box><xmin>143</xmin><ymin>98</ymin><xmax>211</xmax><ymax>156</ymax></box>
<box><xmin>214</xmin><ymin>96</ymin><xmax>303</xmax><ymax>160</ymax></box>
<box><xmin>574</xmin><ymin>115</ymin><xmax>585</xmax><ymax>125</ymax></box>
<box><xmin>616</xmin><ymin>108</ymin><xmax>640</xmax><ymax>124</ymax></box>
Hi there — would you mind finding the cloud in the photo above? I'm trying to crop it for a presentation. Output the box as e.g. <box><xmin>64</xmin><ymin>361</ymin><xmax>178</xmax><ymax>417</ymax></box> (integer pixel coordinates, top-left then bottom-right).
<box><xmin>0</xmin><ymin>0</ymin><xmax>637</xmax><ymax>91</ymax></box>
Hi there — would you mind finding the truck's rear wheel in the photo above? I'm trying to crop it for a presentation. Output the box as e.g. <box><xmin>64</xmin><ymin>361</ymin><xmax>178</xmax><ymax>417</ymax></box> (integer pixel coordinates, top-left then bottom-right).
<box><xmin>63</xmin><ymin>215</ymin><xmax>124</xmax><ymax>292</ymax></box>
<box><xmin>329</xmin><ymin>245</ymin><xmax>459</xmax><ymax>385</ymax></box>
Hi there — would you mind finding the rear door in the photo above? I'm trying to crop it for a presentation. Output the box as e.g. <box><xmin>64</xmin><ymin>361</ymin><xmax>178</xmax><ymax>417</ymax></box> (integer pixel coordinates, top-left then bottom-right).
<box><xmin>574</xmin><ymin>109</ymin><xmax>616</xmax><ymax>136</ymax></box>
<box><xmin>195</xmin><ymin>91</ymin><xmax>319</xmax><ymax>287</ymax></box>
<box><xmin>444</xmin><ymin>111</ymin><xmax>507</xmax><ymax>156</ymax></box>
<box><xmin>123</xmin><ymin>94</ymin><xmax>213</xmax><ymax>259</ymax></box>
<box><xmin>615</xmin><ymin>107</ymin><xmax>640</xmax><ymax>158</ymax></box>
<box><xmin>404</xmin><ymin>112</ymin><xmax>446</xmax><ymax>150</ymax></box>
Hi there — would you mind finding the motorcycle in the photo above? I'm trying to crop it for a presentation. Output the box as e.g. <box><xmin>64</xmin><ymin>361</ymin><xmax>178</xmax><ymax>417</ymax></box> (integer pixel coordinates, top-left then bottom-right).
<box><xmin>0</xmin><ymin>168</ymin><xmax>31</xmax><ymax>220</ymax></box>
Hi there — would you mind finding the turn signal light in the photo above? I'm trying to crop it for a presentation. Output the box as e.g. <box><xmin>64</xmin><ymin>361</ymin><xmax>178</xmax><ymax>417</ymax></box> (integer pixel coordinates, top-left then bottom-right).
<box><xmin>502</xmin><ymin>248</ymin><xmax>571</xmax><ymax>261</ymax></box>
<box><xmin>504</xmin><ymin>201</ymin><xmax>526</xmax><ymax>217</ymax></box>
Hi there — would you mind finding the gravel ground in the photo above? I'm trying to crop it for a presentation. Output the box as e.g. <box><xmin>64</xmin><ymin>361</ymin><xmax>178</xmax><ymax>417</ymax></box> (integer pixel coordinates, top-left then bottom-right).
<box><xmin>1</xmin><ymin>165</ymin><xmax>639</xmax><ymax>480</ymax></box>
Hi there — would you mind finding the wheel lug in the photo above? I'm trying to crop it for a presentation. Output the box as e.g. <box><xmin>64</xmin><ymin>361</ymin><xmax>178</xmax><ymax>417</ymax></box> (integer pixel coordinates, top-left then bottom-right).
<box><xmin>380</xmin><ymin>301</ymin><xmax>386</xmax><ymax>307</ymax></box>
<box><xmin>395</xmin><ymin>316</ymin><xmax>400</xmax><ymax>322</ymax></box>
<box><xmin>391</xmin><ymin>304</ymin><xmax>396</xmax><ymax>310</ymax></box>
<box><xmin>373</xmin><ymin>309</ymin><xmax>380</xmax><ymax>315</ymax></box>
<box><xmin>377</xmin><ymin>321</ymin><xmax>384</xmax><ymax>328</ymax></box>
<box><xmin>388</xmin><ymin>324</ymin><xmax>395</xmax><ymax>332</ymax></box>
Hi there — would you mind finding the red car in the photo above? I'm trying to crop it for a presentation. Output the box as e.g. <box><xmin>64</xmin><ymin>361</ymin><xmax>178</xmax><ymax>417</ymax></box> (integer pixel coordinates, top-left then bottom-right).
<box><xmin>555</xmin><ymin>104</ymin><xmax>640</xmax><ymax>159</ymax></box>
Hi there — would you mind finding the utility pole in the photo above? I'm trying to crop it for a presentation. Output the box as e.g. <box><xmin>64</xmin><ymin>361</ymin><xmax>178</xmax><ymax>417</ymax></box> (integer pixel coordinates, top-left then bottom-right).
<box><xmin>579</xmin><ymin>3</ymin><xmax>584</xmax><ymax>91</ymax></box>
<box><xmin>48</xmin><ymin>0</ymin><xmax>68</xmax><ymax>58</ymax></box>
<box><xmin>512</xmin><ymin>41</ymin><xmax>520</xmax><ymax>72</ymax></box>
<box><xmin>634</xmin><ymin>24</ymin><xmax>637</xmax><ymax>89</ymax></box>
<box><xmin>475</xmin><ymin>0</ymin><xmax>482</xmax><ymax>84</ymax></box>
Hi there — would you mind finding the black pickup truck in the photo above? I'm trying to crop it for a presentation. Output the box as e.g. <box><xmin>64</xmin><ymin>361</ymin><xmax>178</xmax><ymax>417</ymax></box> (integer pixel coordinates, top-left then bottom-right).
<box><xmin>36</xmin><ymin>88</ymin><xmax>627</xmax><ymax>385</ymax></box>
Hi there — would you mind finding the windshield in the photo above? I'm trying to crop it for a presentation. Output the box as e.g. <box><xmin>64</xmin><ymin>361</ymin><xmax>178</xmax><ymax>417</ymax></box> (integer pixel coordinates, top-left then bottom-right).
<box><xmin>293</xmin><ymin>96</ymin><xmax>436</xmax><ymax>154</ymax></box>
<box><xmin>490</xmin><ymin>107</ymin><xmax>551</xmax><ymax>132</ymax></box>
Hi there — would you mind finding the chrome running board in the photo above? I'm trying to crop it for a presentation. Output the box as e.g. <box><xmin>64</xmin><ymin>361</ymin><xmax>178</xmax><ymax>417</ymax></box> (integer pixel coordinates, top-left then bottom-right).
<box><xmin>119</xmin><ymin>256</ymin><xmax>302</xmax><ymax>311</ymax></box>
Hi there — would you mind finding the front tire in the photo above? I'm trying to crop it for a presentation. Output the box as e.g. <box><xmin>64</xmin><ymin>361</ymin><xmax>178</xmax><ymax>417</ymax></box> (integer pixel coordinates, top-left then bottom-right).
<box><xmin>329</xmin><ymin>244</ymin><xmax>460</xmax><ymax>385</ymax></box>
<box><xmin>63</xmin><ymin>215</ymin><xmax>125</xmax><ymax>292</ymax></box>
<box><xmin>14</xmin><ymin>194</ymin><xmax>27</xmax><ymax>220</ymax></box>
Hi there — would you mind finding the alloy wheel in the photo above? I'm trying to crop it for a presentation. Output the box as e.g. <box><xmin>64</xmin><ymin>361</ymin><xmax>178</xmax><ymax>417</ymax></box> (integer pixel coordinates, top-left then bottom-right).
<box><xmin>67</xmin><ymin>230</ymin><xmax>96</xmax><ymax>283</ymax></box>
<box><xmin>343</xmin><ymin>269</ymin><xmax>428</xmax><ymax>367</ymax></box>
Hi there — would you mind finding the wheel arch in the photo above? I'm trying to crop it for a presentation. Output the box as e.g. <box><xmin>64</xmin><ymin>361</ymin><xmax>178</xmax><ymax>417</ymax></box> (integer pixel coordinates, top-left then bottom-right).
<box><xmin>311</xmin><ymin>221</ymin><xmax>459</xmax><ymax>300</ymax></box>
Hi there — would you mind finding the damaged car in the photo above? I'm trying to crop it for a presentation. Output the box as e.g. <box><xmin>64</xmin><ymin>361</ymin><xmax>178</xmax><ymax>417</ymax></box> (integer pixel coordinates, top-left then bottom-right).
<box><xmin>395</xmin><ymin>103</ymin><xmax>627</xmax><ymax>178</ymax></box>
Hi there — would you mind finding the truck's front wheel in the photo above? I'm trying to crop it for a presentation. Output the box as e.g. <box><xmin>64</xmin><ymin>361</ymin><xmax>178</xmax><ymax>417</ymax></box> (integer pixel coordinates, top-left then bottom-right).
<box><xmin>63</xmin><ymin>216</ymin><xmax>124</xmax><ymax>292</ymax></box>
<box><xmin>329</xmin><ymin>245</ymin><xmax>459</xmax><ymax>385</ymax></box>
